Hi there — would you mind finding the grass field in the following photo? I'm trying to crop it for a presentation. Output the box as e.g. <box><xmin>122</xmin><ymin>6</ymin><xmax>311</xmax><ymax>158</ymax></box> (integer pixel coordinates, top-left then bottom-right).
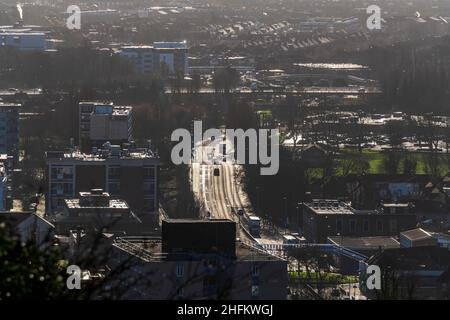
<box><xmin>305</xmin><ymin>149</ymin><xmax>449</xmax><ymax>178</ymax></box>
<box><xmin>339</xmin><ymin>149</ymin><xmax>449</xmax><ymax>176</ymax></box>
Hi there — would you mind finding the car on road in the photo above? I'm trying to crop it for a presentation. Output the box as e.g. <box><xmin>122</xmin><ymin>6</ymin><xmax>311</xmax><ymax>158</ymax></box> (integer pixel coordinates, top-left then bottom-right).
<box><xmin>213</xmin><ymin>168</ymin><xmax>220</xmax><ymax>176</ymax></box>
<box><xmin>283</xmin><ymin>234</ymin><xmax>300</xmax><ymax>245</ymax></box>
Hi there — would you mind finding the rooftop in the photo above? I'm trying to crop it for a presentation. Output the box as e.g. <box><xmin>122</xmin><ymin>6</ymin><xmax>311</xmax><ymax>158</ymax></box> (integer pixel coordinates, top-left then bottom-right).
<box><xmin>304</xmin><ymin>200</ymin><xmax>354</xmax><ymax>215</ymax></box>
<box><xmin>153</xmin><ymin>41</ymin><xmax>187</xmax><ymax>49</ymax></box>
<box><xmin>46</xmin><ymin>145</ymin><xmax>159</xmax><ymax>162</ymax></box>
<box><xmin>0</xmin><ymin>31</ymin><xmax>46</xmax><ymax>36</ymax></box>
<box><xmin>328</xmin><ymin>236</ymin><xmax>400</xmax><ymax>250</ymax></box>
<box><xmin>0</xmin><ymin>211</ymin><xmax>32</xmax><ymax>228</ymax></box>
<box><xmin>90</xmin><ymin>104</ymin><xmax>132</xmax><ymax>116</ymax></box>
<box><xmin>305</xmin><ymin>199</ymin><xmax>409</xmax><ymax>216</ymax></box>
<box><xmin>113</xmin><ymin>237</ymin><xmax>283</xmax><ymax>262</ymax></box>
<box><xmin>400</xmin><ymin>228</ymin><xmax>433</xmax><ymax>241</ymax></box>
<box><xmin>381</xmin><ymin>203</ymin><xmax>410</xmax><ymax>208</ymax></box>
<box><xmin>65</xmin><ymin>198</ymin><xmax>129</xmax><ymax>210</ymax></box>
<box><xmin>64</xmin><ymin>189</ymin><xmax>130</xmax><ymax>210</ymax></box>
<box><xmin>0</xmin><ymin>102</ymin><xmax>21</xmax><ymax>108</ymax></box>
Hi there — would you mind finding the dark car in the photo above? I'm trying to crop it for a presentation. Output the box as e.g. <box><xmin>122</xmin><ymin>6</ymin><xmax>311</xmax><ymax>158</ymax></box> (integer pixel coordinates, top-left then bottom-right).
<box><xmin>214</xmin><ymin>168</ymin><xmax>220</xmax><ymax>176</ymax></box>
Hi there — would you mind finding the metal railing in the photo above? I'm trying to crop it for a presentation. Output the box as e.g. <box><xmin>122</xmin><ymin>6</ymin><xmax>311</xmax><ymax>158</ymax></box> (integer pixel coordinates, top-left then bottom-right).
<box><xmin>257</xmin><ymin>243</ymin><xmax>368</xmax><ymax>261</ymax></box>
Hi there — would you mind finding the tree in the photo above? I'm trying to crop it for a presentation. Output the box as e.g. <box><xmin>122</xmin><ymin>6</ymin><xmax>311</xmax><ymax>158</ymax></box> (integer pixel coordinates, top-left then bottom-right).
<box><xmin>190</xmin><ymin>71</ymin><xmax>202</xmax><ymax>94</ymax></box>
<box><xmin>0</xmin><ymin>228</ymin><xmax>70</xmax><ymax>299</ymax></box>
<box><xmin>383</xmin><ymin>152</ymin><xmax>401</xmax><ymax>175</ymax></box>
<box><xmin>403</xmin><ymin>155</ymin><xmax>417</xmax><ymax>175</ymax></box>
<box><xmin>213</xmin><ymin>67</ymin><xmax>240</xmax><ymax>93</ymax></box>
<box><xmin>340</xmin><ymin>154</ymin><xmax>369</xmax><ymax>176</ymax></box>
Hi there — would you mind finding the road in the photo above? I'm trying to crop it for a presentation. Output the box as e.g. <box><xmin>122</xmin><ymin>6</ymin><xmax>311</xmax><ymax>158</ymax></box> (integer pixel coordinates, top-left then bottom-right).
<box><xmin>190</xmin><ymin>132</ymin><xmax>289</xmax><ymax>248</ymax></box>
<box><xmin>191</xmin><ymin>133</ymin><xmax>253</xmax><ymax>240</ymax></box>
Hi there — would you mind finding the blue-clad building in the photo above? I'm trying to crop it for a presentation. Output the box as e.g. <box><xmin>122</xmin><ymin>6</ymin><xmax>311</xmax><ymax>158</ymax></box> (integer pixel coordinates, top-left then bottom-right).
<box><xmin>0</xmin><ymin>103</ymin><xmax>20</xmax><ymax>156</ymax></box>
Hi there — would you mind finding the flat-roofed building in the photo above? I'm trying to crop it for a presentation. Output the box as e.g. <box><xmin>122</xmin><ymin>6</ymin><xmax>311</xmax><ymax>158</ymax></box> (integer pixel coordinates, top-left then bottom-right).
<box><xmin>49</xmin><ymin>189</ymin><xmax>143</xmax><ymax>235</ymax></box>
<box><xmin>45</xmin><ymin>144</ymin><xmax>159</xmax><ymax>222</ymax></box>
<box><xmin>400</xmin><ymin>228</ymin><xmax>437</xmax><ymax>248</ymax></box>
<box><xmin>153</xmin><ymin>41</ymin><xmax>188</xmax><ymax>75</ymax></box>
<box><xmin>0</xmin><ymin>30</ymin><xmax>48</xmax><ymax>51</ymax></box>
<box><xmin>327</xmin><ymin>236</ymin><xmax>400</xmax><ymax>274</ymax></box>
<box><xmin>117</xmin><ymin>41</ymin><xmax>188</xmax><ymax>76</ymax></box>
<box><xmin>118</xmin><ymin>46</ymin><xmax>154</xmax><ymax>74</ymax></box>
<box><xmin>302</xmin><ymin>199</ymin><xmax>417</xmax><ymax>243</ymax></box>
<box><xmin>78</xmin><ymin>102</ymin><xmax>133</xmax><ymax>152</ymax></box>
<box><xmin>0</xmin><ymin>102</ymin><xmax>20</xmax><ymax>156</ymax></box>
<box><xmin>108</xmin><ymin>219</ymin><xmax>287</xmax><ymax>300</ymax></box>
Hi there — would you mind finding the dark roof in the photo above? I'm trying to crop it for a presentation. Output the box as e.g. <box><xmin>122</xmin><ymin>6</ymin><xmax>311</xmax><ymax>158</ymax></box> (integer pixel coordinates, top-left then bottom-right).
<box><xmin>0</xmin><ymin>211</ymin><xmax>33</xmax><ymax>228</ymax></box>
<box><xmin>328</xmin><ymin>236</ymin><xmax>400</xmax><ymax>250</ymax></box>
<box><xmin>163</xmin><ymin>218</ymin><xmax>233</xmax><ymax>224</ymax></box>
<box><xmin>400</xmin><ymin>228</ymin><xmax>432</xmax><ymax>241</ymax></box>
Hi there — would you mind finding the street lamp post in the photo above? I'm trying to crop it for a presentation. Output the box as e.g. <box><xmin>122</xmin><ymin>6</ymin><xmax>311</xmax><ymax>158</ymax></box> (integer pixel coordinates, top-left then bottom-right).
<box><xmin>256</xmin><ymin>186</ymin><xmax>260</xmax><ymax>213</ymax></box>
<box><xmin>283</xmin><ymin>196</ymin><xmax>288</xmax><ymax>233</ymax></box>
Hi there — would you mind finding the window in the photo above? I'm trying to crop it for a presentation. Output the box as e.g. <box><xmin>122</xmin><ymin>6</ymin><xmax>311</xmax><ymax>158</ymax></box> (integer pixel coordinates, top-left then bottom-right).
<box><xmin>144</xmin><ymin>166</ymin><xmax>155</xmax><ymax>179</ymax></box>
<box><xmin>175</xmin><ymin>286</ymin><xmax>184</xmax><ymax>299</ymax></box>
<box><xmin>176</xmin><ymin>264</ymin><xmax>184</xmax><ymax>278</ymax></box>
<box><xmin>389</xmin><ymin>219</ymin><xmax>397</xmax><ymax>233</ymax></box>
<box><xmin>55</xmin><ymin>199</ymin><xmax>63</xmax><ymax>207</ymax></box>
<box><xmin>349</xmin><ymin>220</ymin><xmax>356</xmax><ymax>233</ymax></box>
<box><xmin>143</xmin><ymin>182</ymin><xmax>155</xmax><ymax>195</ymax></box>
<box><xmin>51</xmin><ymin>166</ymin><xmax>73</xmax><ymax>180</ymax></box>
<box><xmin>336</xmin><ymin>219</ymin><xmax>343</xmax><ymax>233</ymax></box>
<box><xmin>252</xmin><ymin>264</ymin><xmax>259</xmax><ymax>277</ymax></box>
<box><xmin>108</xmin><ymin>166</ymin><xmax>121</xmax><ymax>180</ymax></box>
<box><xmin>376</xmin><ymin>220</ymin><xmax>383</xmax><ymax>233</ymax></box>
<box><xmin>143</xmin><ymin>198</ymin><xmax>156</xmax><ymax>213</ymax></box>
<box><xmin>108</xmin><ymin>182</ymin><xmax>120</xmax><ymax>195</ymax></box>
<box><xmin>63</xmin><ymin>183</ymin><xmax>73</xmax><ymax>194</ymax></box>
<box><xmin>251</xmin><ymin>285</ymin><xmax>259</xmax><ymax>298</ymax></box>
<box><xmin>51</xmin><ymin>183</ymin><xmax>73</xmax><ymax>195</ymax></box>
<box><xmin>363</xmin><ymin>220</ymin><xmax>369</xmax><ymax>233</ymax></box>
